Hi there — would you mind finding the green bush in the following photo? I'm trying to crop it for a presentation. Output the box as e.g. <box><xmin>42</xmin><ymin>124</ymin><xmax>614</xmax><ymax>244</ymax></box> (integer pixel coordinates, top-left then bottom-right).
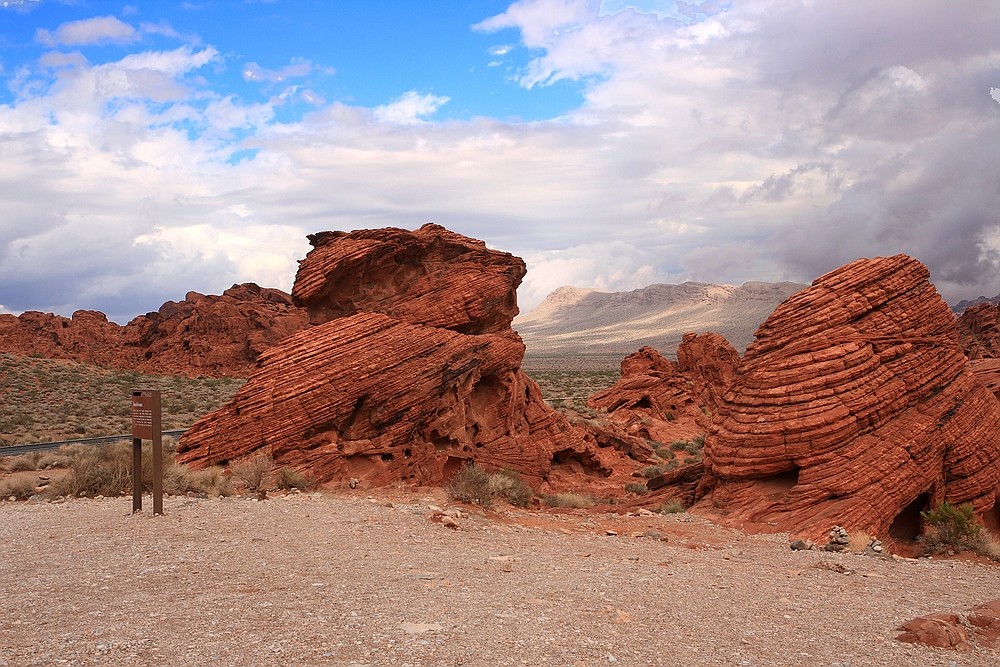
<box><xmin>918</xmin><ymin>501</ymin><xmax>982</xmax><ymax>555</ymax></box>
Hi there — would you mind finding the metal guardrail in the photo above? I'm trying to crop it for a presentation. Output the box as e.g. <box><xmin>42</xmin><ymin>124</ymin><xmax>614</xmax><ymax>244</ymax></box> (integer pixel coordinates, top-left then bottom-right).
<box><xmin>0</xmin><ymin>429</ymin><xmax>188</xmax><ymax>457</ymax></box>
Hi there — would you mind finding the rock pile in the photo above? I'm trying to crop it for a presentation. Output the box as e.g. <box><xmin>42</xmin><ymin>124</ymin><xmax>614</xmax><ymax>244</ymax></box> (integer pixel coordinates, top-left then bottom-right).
<box><xmin>823</xmin><ymin>526</ymin><xmax>850</xmax><ymax>552</ymax></box>
<box><xmin>177</xmin><ymin>224</ymin><xmax>611</xmax><ymax>488</ymax></box>
<box><xmin>694</xmin><ymin>254</ymin><xmax>1000</xmax><ymax>540</ymax></box>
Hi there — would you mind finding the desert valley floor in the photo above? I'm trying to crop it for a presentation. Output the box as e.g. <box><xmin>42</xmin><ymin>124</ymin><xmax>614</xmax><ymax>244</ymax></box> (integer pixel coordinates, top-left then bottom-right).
<box><xmin>1</xmin><ymin>490</ymin><xmax>997</xmax><ymax>667</ymax></box>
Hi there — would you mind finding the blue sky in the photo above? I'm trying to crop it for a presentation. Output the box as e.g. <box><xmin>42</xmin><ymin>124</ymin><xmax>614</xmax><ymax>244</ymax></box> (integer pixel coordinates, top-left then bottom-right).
<box><xmin>1</xmin><ymin>0</ymin><xmax>999</xmax><ymax>323</ymax></box>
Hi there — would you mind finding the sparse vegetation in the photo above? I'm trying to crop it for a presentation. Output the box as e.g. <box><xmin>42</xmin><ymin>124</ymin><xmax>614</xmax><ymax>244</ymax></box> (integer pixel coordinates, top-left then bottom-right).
<box><xmin>0</xmin><ymin>353</ymin><xmax>244</xmax><ymax>446</ymax></box>
<box><xmin>847</xmin><ymin>530</ymin><xmax>872</xmax><ymax>553</ymax></box>
<box><xmin>625</xmin><ymin>482</ymin><xmax>649</xmax><ymax>495</ymax></box>
<box><xmin>540</xmin><ymin>492</ymin><xmax>597</xmax><ymax>509</ymax></box>
<box><xmin>274</xmin><ymin>466</ymin><xmax>313</xmax><ymax>491</ymax></box>
<box><xmin>447</xmin><ymin>463</ymin><xmax>534</xmax><ymax>508</ymax></box>
<box><xmin>918</xmin><ymin>501</ymin><xmax>1000</xmax><ymax>561</ymax></box>
<box><xmin>639</xmin><ymin>463</ymin><xmax>673</xmax><ymax>478</ymax></box>
<box><xmin>230</xmin><ymin>450</ymin><xmax>273</xmax><ymax>491</ymax></box>
<box><xmin>523</xmin><ymin>369</ymin><xmax>618</xmax><ymax>418</ymax></box>
<box><xmin>0</xmin><ymin>474</ymin><xmax>39</xmax><ymax>500</ymax></box>
<box><xmin>657</xmin><ymin>498</ymin><xmax>686</xmax><ymax>514</ymax></box>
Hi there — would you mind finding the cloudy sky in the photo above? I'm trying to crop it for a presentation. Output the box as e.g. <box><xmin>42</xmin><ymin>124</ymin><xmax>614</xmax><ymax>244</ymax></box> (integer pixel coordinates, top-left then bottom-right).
<box><xmin>1</xmin><ymin>0</ymin><xmax>999</xmax><ymax>323</ymax></box>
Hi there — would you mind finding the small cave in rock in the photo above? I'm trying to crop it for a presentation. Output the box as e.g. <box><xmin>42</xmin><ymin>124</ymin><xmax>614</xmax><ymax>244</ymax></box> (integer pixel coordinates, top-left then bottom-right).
<box><xmin>380</xmin><ymin>453</ymin><xmax>394</xmax><ymax>462</ymax></box>
<box><xmin>889</xmin><ymin>492</ymin><xmax>930</xmax><ymax>541</ymax></box>
<box><xmin>442</xmin><ymin>455</ymin><xmax>468</xmax><ymax>480</ymax></box>
<box><xmin>757</xmin><ymin>467</ymin><xmax>800</xmax><ymax>501</ymax></box>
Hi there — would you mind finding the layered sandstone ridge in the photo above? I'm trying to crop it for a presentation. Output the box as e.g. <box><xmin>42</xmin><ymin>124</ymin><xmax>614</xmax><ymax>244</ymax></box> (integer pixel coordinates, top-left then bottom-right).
<box><xmin>177</xmin><ymin>224</ymin><xmax>610</xmax><ymax>488</ymax></box>
<box><xmin>516</xmin><ymin>280</ymin><xmax>806</xmax><ymax>358</ymax></box>
<box><xmin>694</xmin><ymin>254</ymin><xmax>1000</xmax><ymax>540</ymax></box>
<box><xmin>0</xmin><ymin>284</ymin><xmax>308</xmax><ymax>377</ymax></box>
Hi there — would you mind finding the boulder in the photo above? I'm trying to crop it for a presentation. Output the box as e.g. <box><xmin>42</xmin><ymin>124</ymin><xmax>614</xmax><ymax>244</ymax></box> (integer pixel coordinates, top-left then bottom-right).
<box><xmin>177</xmin><ymin>224</ymin><xmax>610</xmax><ymax>488</ymax></box>
<box><xmin>695</xmin><ymin>254</ymin><xmax>1000</xmax><ymax>540</ymax></box>
<box><xmin>968</xmin><ymin>599</ymin><xmax>1000</xmax><ymax>649</ymax></box>
<box><xmin>896</xmin><ymin>614</ymin><xmax>971</xmax><ymax>651</ymax></box>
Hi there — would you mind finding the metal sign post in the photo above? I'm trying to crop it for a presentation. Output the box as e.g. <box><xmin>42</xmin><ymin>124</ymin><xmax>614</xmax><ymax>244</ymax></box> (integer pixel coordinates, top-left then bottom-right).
<box><xmin>131</xmin><ymin>389</ymin><xmax>163</xmax><ymax>515</ymax></box>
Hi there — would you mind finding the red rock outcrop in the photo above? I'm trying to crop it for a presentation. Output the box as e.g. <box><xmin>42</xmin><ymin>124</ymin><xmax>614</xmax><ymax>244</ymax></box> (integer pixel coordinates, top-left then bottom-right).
<box><xmin>0</xmin><ymin>284</ymin><xmax>308</xmax><ymax>377</ymax></box>
<box><xmin>124</xmin><ymin>283</ymin><xmax>308</xmax><ymax>377</ymax></box>
<box><xmin>896</xmin><ymin>614</ymin><xmax>972</xmax><ymax>651</ymax></box>
<box><xmin>694</xmin><ymin>254</ymin><xmax>1000</xmax><ymax>541</ymax></box>
<box><xmin>956</xmin><ymin>302</ymin><xmax>1000</xmax><ymax>398</ymax></box>
<box><xmin>0</xmin><ymin>310</ymin><xmax>134</xmax><ymax>368</ymax></box>
<box><xmin>177</xmin><ymin>224</ymin><xmax>610</xmax><ymax>488</ymax></box>
<box><xmin>587</xmin><ymin>333</ymin><xmax>741</xmax><ymax>445</ymax></box>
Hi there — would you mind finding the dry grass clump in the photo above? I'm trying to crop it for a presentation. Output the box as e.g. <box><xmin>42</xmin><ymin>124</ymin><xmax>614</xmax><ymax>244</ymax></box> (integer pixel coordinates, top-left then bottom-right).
<box><xmin>847</xmin><ymin>530</ymin><xmax>872</xmax><ymax>553</ymax></box>
<box><xmin>0</xmin><ymin>475</ymin><xmax>39</xmax><ymax>500</ymax></box>
<box><xmin>656</xmin><ymin>498</ymin><xmax>686</xmax><ymax>514</ymax></box>
<box><xmin>3</xmin><ymin>439</ymin><xmax>235</xmax><ymax>500</ymax></box>
<box><xmin>230</xmin><ymin>450</ymin><xmax>273</xmax><ymax>491</ymax></box>
<box><xmin>541</xmin><ymin>492</ymin><xmax>597</xmax><ymax>509</ymax></box>
<box><xmin>447</xmin><ymin>463</ymin><xmax>534</xmax><ymax>508</ymax></box>
<box><xmin>5</xmin><ymin>453</ymin><xmax>41</xmax><ymax>473</ymax></box>
<box><xmin>625</xmin><ymin>482</ymin><xmax>649</xmax><ymax>495</ymax></box>
<box><xmin>274</xmin><ymin>466</ymin><xmax>313</xmax><ymax>491</ymax></box>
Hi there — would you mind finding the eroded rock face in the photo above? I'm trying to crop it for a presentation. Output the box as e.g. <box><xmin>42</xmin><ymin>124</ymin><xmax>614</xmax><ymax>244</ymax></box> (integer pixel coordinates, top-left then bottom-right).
<box><xmin>0</xmin><ymin>284</ymin><xmax>308</xmax><ymax>377</ymax></box>
<box><xmin>588</xmin><ymin>334</ymin><xmax>741</xmax><ymax>445</ymax></box>
<box><xmin>292</xmin><ymin>225</ymin><xmax>523</xmax><ymax>334</ymax></box>
<box><xmin>0</xmin><ymin>310</ymin><xmax>132</xmax><ymax>367</ymax></box>
<box><xmin>125</xmin><ymin>283</ymin><xmax>308</xmax><ymax>377</ymax></box>
<box><xmin>696</xmin><ymin>255</ymin><xmax>1000</xmax><ymax>540</ymax></box>
<box><xmin>177</xmin><ymin>224</ymin><xmax>607</xmax><ymax>488</ymax></box>
<box><xmin>956</xmin><ymin>302</ymin><xmax>1000</xmax><ymax>398</ymax></box>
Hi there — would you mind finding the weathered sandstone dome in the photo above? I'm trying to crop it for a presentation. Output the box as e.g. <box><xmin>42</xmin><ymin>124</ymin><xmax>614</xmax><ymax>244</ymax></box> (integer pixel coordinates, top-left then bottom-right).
<box><xmin>176</xmin><ymin>224</ymin><xmax>610</xmax><ymax>487</ymax></box>
<box><xmin>696</xmin><ymin>254</ymin><xmax>1000</xmax><ymax>540</ymax></box>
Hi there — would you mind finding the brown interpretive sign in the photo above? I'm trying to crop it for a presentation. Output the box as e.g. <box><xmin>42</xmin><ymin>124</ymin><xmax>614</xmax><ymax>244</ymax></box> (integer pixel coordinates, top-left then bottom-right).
<box><xmin>131</xmin><ymin>389</ymin><xmax>163</xmax><ymax>515</ymax></box>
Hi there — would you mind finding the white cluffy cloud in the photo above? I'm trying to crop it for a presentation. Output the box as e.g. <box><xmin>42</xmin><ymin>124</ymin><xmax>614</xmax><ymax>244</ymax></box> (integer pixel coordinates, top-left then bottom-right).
<box><xmin>374</xmin><ymin>90</ymin><xmax>450</xmax><ymax>124</ymax></box>
<box><xmin>2</xmin><ymin>1</ymin><xmax>1000</xmax><ymax>323</ymax></box>
<box><xmin>36</xmin><ymin>15</ymin><xmax>138</xmax><ymax>46</ymax></box>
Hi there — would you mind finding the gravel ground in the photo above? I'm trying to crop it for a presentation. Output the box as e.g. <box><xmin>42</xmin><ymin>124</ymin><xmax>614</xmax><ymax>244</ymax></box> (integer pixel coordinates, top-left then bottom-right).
<box><xmin>1</xmin><ymin>492</ymin><xmax>998</xmax><ymax>667</ymax></box>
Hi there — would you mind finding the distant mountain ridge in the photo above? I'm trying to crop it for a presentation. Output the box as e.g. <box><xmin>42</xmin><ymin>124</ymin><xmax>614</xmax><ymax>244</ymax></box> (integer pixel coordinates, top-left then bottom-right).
<box><xmin>952</xmin><ymin>294</ymin><xmax>1000</xmax><ymax>314</ymax></box>
<box><xmin>515</xmin><ymin>281</ymin><xmax>808</xmax><ymax>358</ymax></box>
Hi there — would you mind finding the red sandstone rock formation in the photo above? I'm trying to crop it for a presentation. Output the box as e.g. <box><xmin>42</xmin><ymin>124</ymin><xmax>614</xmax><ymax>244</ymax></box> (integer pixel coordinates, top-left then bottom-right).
<box><xmin>125</xmin><ymin>283</ymin><xmax>308</xmax><ymax>377</ymax></box>
<box><xmin>177</xmin><ymin>224</ymin><xmax>610</xmax><ymax>488</ymax></box>
<box><xmin>0</xmin><ymin>309</ymin><xmax>134</xmax><ymax>367</ymax></box>
<box><xmin>693</xmin><ymin>255</ymin><xmax>1000</xmax><ymax>541</ymax></box>
<box><xmin>0</xmin><ymin>284</ymin><xmax>308</xmax><ymax>377</ymax></box>
<box><xmin>587</xmin><ymin>333</ymin><xmax>741</xmax><ymax>446</ymax></box>
<box><xmin>956</xmin><ymin>302</ymin><xmax>1000</xmax><ymax>398</ymax></box>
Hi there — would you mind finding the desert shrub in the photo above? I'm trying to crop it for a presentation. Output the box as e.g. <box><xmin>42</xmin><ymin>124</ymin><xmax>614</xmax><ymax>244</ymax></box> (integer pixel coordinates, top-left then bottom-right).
<box><xmin>669</xmin><ymin>439</ymin><xmax>689</xmax><ymax>451</ymax></box>
<box><xmin>918</xmin><ymin>501</ymin><xmax>982</xmax><ymax>555</ymax></box>
<box><xmin>50</xmin><ymin>444</ymin><xmax>132</xmax><ymax>497</ymax></box>
<box><xmin>653</xmin><ymin>446</ymin><xmax>674</xmax><ymax>460</ymax></box>
<box><xmin>6</xmin><ymin>453</ymin><xmax>41</xmax><ymax>473</ymax></box>
<box><xmin>639</xmin><ymin>464</ymin><xmax>671</xmax><ymax>479</ymax></box>
<box><xmin>274</xmin><ymin>466</ymin><xmax>312</xmax><ymax>491</ymax></box>
<box><xmin>847</xmin><ymin>531</ymin><xmax>872</xmax><ymax>553</ymax></box>
<box><xmin>968</xmin><ymin>532</ymin><xmax>1000</xmax><ymax>562</ymax></box>
<box><xmin>692</xmin><ymin>434</ymin><xmax>706</xmax><ymax>448</ymax></box>
<box><xmin>488</xmin><ymin>468</ymin><xmax>533</xmax><ymax>508</ymax></box>
<box><xmin>35</xmin><ymin>452</ymin><xmax>74</xmax><ymax>469</ymax></box>
<box><xmin>167</xmin><ymin>465</ymin><xmax>234</xmax><ymax>497</ymax></box>
<box><xmin>447</xmin><ymin>462</ymin><xmax>495</xmax><ymax>507</ymax></box>
<box><xmin>657</xmin><ymin>498</ymin><xmax>685</xmax><ymax>514</ymax></box>
<box><xmin>0</xmin><ymin>475</ymin><xmax>39</xmax><ymax>500</ymax></box>
<box><xmin>230</xmin><ymin>450</ymin><xmax>273</xmax><ymax>491</ymax></box>
<box><xmin>625</xmin><ymin>482</ymin><xmax>649</xmax><ymax>495</ymax></box>
<box><xmin>540</xmin><ymin>492</ymin><xmax>597</xmax><ymax>509</ymax></box>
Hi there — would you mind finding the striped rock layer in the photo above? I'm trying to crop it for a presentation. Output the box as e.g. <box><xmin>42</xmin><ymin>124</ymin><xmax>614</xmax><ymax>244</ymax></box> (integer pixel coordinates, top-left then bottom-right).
<box><xmin>177</xmin><ymin>224</ymin><xmax>608</xmax><ymax>487</ymax></box>
<box><xmin>696</xmin><ymin>255</ymin><xmax>1000</xmax><ymax>540</ymax></box>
